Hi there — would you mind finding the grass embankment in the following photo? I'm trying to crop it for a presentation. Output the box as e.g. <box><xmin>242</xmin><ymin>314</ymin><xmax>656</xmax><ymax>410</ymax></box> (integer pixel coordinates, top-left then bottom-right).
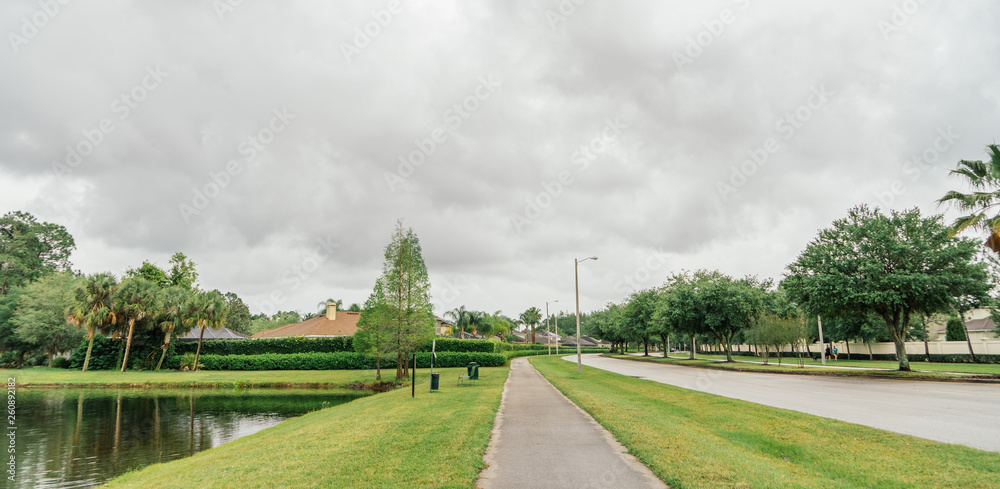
<box><xmin>1</xmin><ymin>367</ymin><xmax>388</xmax><ymax>389</ymax></box>
<box><xmin>605</xmin><ymin>354</ymin><xmax>1000</xmax><ymax>381</ymax></box>
<box><xmin>104</xmin><ymin>365</ymin><xmax>509</xmax><ymax>488</ymax></box>
<box><xmin>532</xmin><ymin>357</ymin><xmax>1000</xmax><ymax>489</ymax></box>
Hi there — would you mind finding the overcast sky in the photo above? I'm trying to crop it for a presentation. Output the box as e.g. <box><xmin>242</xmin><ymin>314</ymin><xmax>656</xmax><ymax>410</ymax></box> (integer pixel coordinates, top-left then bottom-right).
<box><xmin>2</xmin><ymin>0</ymin><xmax>999</xmax><ymax>319</ymax></box>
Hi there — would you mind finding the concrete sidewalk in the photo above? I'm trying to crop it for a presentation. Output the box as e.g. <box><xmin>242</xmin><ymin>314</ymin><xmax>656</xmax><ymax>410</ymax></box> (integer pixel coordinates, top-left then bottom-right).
<box><xmin>477</xmin><ymin>357</ymin><xmax>665</xmax><ymax>489</ymax></box>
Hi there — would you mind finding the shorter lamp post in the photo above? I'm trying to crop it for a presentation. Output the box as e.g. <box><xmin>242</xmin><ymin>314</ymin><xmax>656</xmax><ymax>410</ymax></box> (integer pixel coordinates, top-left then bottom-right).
<box><xmin>546</xmin><ymin>300</ymin><xmax>559</xmax><ymax>358</ymax></box>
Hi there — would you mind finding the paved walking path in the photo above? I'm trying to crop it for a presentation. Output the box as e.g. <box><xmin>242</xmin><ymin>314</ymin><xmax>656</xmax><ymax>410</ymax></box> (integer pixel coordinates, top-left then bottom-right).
<box><xmin>571</xmin><ymin>354</ymin><xmax>1000</xmax><ymax>453</ymax></box>
<box><xmin>477</xmin><ymin>357</ymin><xmax>666</xmax><ymax>489</ymax></box>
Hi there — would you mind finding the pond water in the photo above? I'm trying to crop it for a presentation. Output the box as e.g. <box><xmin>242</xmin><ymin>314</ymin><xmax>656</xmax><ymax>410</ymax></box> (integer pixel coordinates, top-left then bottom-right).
<box><xmin>10</xmin><ymin>388</ymin><xmax>370</xmax><ymax>488</ymax></box>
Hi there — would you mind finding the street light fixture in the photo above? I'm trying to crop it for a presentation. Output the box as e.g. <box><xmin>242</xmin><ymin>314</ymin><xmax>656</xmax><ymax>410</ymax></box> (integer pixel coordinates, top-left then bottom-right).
<box><xmin>575</xmin><ymin>256</ymin><xmax>597</xmax><ymax>373</ymax></box>
<box><xmin>546</xmin><ymin>300</ymin><xmax>559</xmax><ymax>358</ymax></box>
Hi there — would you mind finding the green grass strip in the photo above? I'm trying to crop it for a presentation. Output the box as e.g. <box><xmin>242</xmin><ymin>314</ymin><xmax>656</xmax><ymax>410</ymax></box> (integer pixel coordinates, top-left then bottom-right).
<box><xmin>532</xmin><ymin>357</ymin><xmax>1000</xmax><ymax>489</ymax></box>
<box><xmin>101</xmin><ymin>366</ymin><xmax>508</xmax><ymax>488</ymax></box>
<box><xmin>1</xmin><ymin>367</ymin><xmax>388</xmax><ymax>389</ymax></box>
<box><xmin>667</xmin><ymin>352</ymin><xmax>1000</xmax><ymax>375</ymax></box>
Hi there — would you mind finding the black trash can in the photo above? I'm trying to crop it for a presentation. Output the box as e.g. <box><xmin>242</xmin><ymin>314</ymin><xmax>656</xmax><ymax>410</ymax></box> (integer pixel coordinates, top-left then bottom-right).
<box><xmin>430</xmin><ymin>373</ymin><xmax>440</xmax><ymax>391</ymax></box>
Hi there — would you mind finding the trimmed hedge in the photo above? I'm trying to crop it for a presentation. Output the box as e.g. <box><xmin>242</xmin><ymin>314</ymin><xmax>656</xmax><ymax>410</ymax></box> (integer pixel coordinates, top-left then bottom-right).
<box><xmin>174</xmin><ymin>337</ymin><xmax>354</xmax><ymax>356</ymax></box>
<box><xmin>420</xmin><ymin>338</ymin><xmax>496</xmax><ymax>353</ymax></box>
<box><xmin>504</xmin><ymin>347</ymin><xmax>609</xmax><ymax>360</ymax></box>
<box><xmin>191</xmin><ymin>351</ymin><xmax>507</xmax><ymax>371</ymax></box>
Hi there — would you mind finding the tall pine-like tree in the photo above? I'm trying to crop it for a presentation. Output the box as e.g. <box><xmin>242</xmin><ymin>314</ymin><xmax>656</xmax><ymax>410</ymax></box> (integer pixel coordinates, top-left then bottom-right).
<box><xmin>357</xmin><ymin>221</ymin><xmax>434</xmax><ymax>380</ymax></box>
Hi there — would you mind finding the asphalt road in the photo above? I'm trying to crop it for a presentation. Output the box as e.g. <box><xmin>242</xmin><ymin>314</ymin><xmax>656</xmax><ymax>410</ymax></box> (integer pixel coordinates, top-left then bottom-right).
<box><xmin>477</xmin><ymin>357</ymin><xmax>666</xmax><ymax>489</ymax></box>
<box><xmin>567</xmin><ymin>354</ymin><xmax>1000</xmax><ymax>453</ymax></box>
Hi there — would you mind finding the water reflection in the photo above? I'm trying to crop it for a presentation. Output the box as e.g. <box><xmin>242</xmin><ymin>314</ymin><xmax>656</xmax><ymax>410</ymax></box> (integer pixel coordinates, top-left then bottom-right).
<box><xmin>14</xmin><ymin>388</ymin><xmax>369</xmax><ymax>489</ymax></box>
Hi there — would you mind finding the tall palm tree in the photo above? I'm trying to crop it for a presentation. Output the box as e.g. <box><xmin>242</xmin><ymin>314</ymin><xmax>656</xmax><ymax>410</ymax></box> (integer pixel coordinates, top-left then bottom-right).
<box><xmin>155</xmin><ymin>286</ymin><xmax>194</xmax><ymax>371</ymax></box>
<box><xmin>520</xmin><ymin>307</ymin><xmax>542</xmax><ymax>343</ymax></box>
<box><xmin>467</xmin><ymin>310</ymin><xmax>485</xmax><ymax>337</ymax></box>
<box><xmin>446</xmin><ymin>305</ymin><xmax>470</xmax><ymax>338</ymax></box>
<box><xmin>112</xmin><ymin>277</ymin><xmax>159</xmax><ymax>372</ymax></box>
<box><xmin>66</xmin><ymin>273</ymin><xmax>118</xmax><ymax>372</ymax></box>
<box><xmin>187</xmin><ymin>290</ymin><xmax>229</xmax><ymax>371</ymax></box>
<box><xmin>938</xmin><ymin>144</ymin><xmax>1000</xmax><ymax>252</ymax></box>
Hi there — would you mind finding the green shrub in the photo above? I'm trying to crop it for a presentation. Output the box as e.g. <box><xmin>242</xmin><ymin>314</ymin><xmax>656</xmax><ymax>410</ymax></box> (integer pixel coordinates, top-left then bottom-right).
<box><xmin>946</xmin><ymin>317</ymin><xmax>967</xmax><ymax>341</ymax></box>
<box><xmin>190</xmin><ymin>351</ymin><xmax>508</xmax><ymax>370</ymax></box>
<box><xmin>51</xmin><ymin>357</ymin><xmax>70</xmax><ymax>369</ymax></box>
<box><xmin>420</xmin><ymin>338</ymin><xmax>495</xmax><ymax>353</ymax></box>
<box><xmin>173</xmin><ymin>336</ymin><xmax>354</xmax><ymax>356</ymax></box>
<box><xmin>68</xmin><ymin>335</ymin><xmax>120</xmax><ymax>370</ymax></box>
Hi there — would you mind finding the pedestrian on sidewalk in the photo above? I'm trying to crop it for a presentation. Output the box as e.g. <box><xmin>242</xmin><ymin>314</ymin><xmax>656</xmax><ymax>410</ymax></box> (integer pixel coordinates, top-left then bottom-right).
<box><xmin>833</xmin><ymin>346</ymin><xmax>839</xmax><ymax>361</ymax></box>
<box><xmin>825</xmin><ymin>345</ymin><xmax>831</xmax><ymax>360</ymax></box>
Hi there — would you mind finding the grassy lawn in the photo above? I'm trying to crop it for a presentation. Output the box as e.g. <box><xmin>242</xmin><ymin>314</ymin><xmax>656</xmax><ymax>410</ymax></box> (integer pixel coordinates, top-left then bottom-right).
<box><xmin>533</xmin><ymin>356</ymin><xmax>1000</xmax><ymax>489</ymax></box>
<box><xmin>612</xmin><ymin>353</ymin><xmax>1000</xmax><ymax>379</ymax></box>
<box><xmin>103</xmin><ymin>365</ymin><xmax>508</xmax><ymax>488</ymax></box>
<box><xmin>0</xmin><ymin>367</ymin><xmax>395</xmax><ymax>388</ymax></box>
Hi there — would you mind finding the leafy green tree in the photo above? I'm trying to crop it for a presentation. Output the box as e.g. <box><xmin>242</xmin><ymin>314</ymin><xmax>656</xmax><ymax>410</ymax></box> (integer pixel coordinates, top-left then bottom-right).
<box><xmin>168</xmin><ymin>252</ymin><xmax>199</xmax><ymax>289</ymax></box>
<box><xmin>355</xmin><ymin>286</ymin><xmax>394</xmax><ymax>381</ymax></box>
<box><xmin>655</xmin><ymin>270</ymin><xmax>721</xmax><ymax>359</ymax></box>
<box><xmin>10</xmin><ymin>273</ymin><xmax>82</xmax><ymax>367</ymax></box>
<box><xmin>938</xmin><ymin>144</ymin><xmax>1000</xmax><ymax>253</ymax></box>
<box><xmin>67</xmin><ymin>273</ymin><xmax>118</xmax><ymax>372</ymax></box>
<box><xmin>700</xmin><ymin>275</ymin><xmax>768</xmax><ymax>362</ymax></box>
<box><xmin>224</xmin><ymin>292</ymin><xmax>252</xmax><ymax>335</ymax></box>
<box><xmin>620</xmin><ymin>288</ymin><xmax>659</xmax><ymax>356</ymax></box>
<box><xmin>124</xmin><ymin>261</ymin><xmax>170</xmax><ymax>287</ymax></box>
<box><xmin>946</xmin><ymin>316</ymin><xmax>967</xmax><ymax>341</ymax></box>
<box><xmin>785</xmin><ymin>206</ymin><xmax>990</xmax><ymax>371</ymax></box>
<box><xmin>589</xmin><ymin>304</ymin><xmax>625</xmax><ymax>353</ymax></box>
<box><xmin>186</xmin><ymin>289</ymin><xmax>229</xmax><ymax>371</ymax></box>
<box><xmin>347</xmin><ymin>303</ymin><xmax>362</xmax><ymax>312</ymax></box>
<box><xmin>358</xmin><ymin>221</ymin><xmax>434</xmax><ymax>380</ymax></box>
<box><xmin>748</xmin><ymin>314</ymin><xmax>805</xmax><ymax>365</ymax></box>
<box><xmin>112</xmin><ymin>277</ymin><xmax>160</xmax><ymax>372</ymax></box>
<box><xmin>0</xmin><ymin>211</ymin><xmax>75</xmax><ymax>295</ymax></box>
<box><xmin>520</xmin><ymin>307</ymin><xmax>542</xmax><ymax>343</ymax></box>
<box><xmin>467</xmin><ymin>310</ymin><xmax>486</xmax><ymax>337</ymax></box>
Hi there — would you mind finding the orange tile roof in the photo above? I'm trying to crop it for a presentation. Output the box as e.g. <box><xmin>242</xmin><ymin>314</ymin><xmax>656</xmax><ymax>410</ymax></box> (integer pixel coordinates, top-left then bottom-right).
<box><xmin>251</xmin><ymin>311</ymin><xmax>360</xmax><ymax>338</ymax></box>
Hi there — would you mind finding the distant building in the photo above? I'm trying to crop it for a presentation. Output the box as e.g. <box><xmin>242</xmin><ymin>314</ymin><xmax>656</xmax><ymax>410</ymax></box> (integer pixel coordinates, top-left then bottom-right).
<box><xmin>930</xmin><ymin>309</ymin><xmax>1000</xmax><ymax>342</ymax></box>
<box><xmin>252</xmin><ymin>302</ymin><xmax>359</xmax><ymax>338</ymax></box>
<box><xmin>177</xmin><ymin>327</ymin><xmax>247</xmax><ymax>341</ymax></box>
<box><xmin>435</xmin><ymin>317</ymin><xmax>454</xmax><ymax>336</ymax></box>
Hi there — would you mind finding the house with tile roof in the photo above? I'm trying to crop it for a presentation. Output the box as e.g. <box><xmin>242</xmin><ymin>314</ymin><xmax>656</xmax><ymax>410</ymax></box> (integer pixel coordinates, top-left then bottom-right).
<box><xmin>252</xmin><ymin>302</ymin><xmax>359</xmax><ymax>338</ymax></box>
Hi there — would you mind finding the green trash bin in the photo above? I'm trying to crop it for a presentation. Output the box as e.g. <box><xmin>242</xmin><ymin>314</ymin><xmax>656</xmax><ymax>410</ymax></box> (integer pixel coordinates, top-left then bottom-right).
<box><xmin>466</xmin><ymin>362</ymin><xmax>476</xmax><ymax>377</ymax></box>
<box><xmin>430</xmin><ymin>373</ymin><xmax>440</xmax><ymax>391</ymax></box>
<box><xmin>471</xmin><ymin>363</ymin><xmax>479</xmax><ymax>380</ymax></box>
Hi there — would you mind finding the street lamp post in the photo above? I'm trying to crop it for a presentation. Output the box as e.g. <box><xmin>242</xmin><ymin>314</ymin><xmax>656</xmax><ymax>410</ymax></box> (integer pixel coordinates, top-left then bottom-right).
<box><xmin>575</xmin><ymin>256</ymin><xmax>597</xmax><ymax>373</ymax></box>
<box><xmin>546</xmin><ymin>300</ymin><xmax>559</xmax><ymax>358</ymax></box>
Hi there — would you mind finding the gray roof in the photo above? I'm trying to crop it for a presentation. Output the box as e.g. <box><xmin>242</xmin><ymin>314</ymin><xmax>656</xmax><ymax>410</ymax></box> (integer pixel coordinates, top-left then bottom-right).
<box><xmin>177</xmin><ymin>327</ymin><xmax>248</xmax><ymax>341</ymax></box>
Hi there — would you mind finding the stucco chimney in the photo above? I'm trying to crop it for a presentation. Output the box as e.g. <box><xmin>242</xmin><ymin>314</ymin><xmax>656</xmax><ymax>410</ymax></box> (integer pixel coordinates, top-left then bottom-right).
<box><xmin>326</xmin><ymin>301</ymin><xmax>337</xmax><ymax>320</ymax></box>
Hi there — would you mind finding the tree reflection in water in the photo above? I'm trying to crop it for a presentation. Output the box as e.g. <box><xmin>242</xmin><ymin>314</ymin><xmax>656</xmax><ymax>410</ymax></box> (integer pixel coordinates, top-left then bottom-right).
<box><xmin>14</xmin><ymin>388</ymin><xmax>368</xmax><ymax>489</ymax></box>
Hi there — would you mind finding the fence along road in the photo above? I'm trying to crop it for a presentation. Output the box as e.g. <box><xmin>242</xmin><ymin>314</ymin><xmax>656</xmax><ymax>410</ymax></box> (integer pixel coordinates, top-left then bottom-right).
<box><xmin>568</xmin><ymin>354</ymin><xmax>1000</xmax><ymax>453</ymax></box>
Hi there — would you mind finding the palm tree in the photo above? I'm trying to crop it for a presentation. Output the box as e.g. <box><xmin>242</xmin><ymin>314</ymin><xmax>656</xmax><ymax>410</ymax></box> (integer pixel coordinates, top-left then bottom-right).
<box><xmin>466</xmin><ymin>310</ymin><xmax>485</xmax><ymax>337</ymax></box>
<box><xmin>66</xmin><ymin>273</ymin><xmax>118</xmax><ymax>372</ymax></box>
<box><xmin>155</xmin><ymin>286</ymin><xmax>194</xmax><ymax>370</ymax></box>
<box><xmin>446</xmin><ymin>306</ymin><xmax>470</xmax><ymax>338</ymax></box>
<box><xmin>112</xmin><ymin>277</ymin><xmax>159</xmax><ymax>372</ymax></box>
<box><xmin>315</xmin><ymin>298</ymin><xmax>343</xmax><ymax>316</ymax></box>
<box><xmin>938</xmin><ymin>144</ymin><xmax>1000</xmax><ymax>252</ymax></box>
<box><xmin>187</xmin><ymin>290</ymin><xmax>229</xmax><ymax>371</ymax></box>
<box><xmin>520</xmin><ymin>307</ymin><xmax>543</xmax><ymax>344</ymax></box>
